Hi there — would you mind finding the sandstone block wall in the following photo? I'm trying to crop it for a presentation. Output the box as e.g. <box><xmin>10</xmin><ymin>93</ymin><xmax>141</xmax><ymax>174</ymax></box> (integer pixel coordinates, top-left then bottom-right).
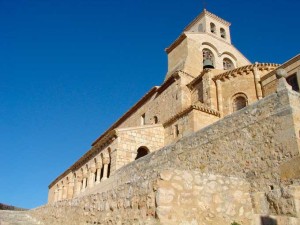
<box><xmin>116</xmin><ymin>125</ymin><xmax>164</xmax><ymax>169</ymax></box>
<box><xmin>117</xmin><ymin>78</ymin><xmax>188</xmax><ymax>130</ymax></box>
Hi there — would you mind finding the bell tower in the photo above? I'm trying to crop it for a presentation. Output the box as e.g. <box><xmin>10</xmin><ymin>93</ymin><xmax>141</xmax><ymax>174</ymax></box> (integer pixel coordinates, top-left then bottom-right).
<box><xmin>164</xmin><ymin>9</ymin><xmax>251</xmax><ymax>80</ymax></box>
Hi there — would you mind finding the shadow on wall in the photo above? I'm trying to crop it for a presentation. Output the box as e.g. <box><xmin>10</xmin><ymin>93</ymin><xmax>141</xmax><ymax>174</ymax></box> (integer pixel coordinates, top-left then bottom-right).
<box><xmin>261</xmin><ymin>216</ymin><xmax>277</xmax><ymax>225</ymax></box>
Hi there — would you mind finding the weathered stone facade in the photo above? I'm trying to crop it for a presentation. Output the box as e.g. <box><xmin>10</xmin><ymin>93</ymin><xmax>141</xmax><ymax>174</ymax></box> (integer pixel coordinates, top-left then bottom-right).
<box><xmin>32</xmin><ymin>9</ymin><xmax>300</xmax><ymax>225</ymax></box>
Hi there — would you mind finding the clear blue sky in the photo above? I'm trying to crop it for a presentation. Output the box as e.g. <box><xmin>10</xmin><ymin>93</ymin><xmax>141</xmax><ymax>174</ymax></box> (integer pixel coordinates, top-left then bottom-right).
<box><xmin>0</xmin><ymin>0</ymin><xmax>299</xmax><ymax>209</ymax></box>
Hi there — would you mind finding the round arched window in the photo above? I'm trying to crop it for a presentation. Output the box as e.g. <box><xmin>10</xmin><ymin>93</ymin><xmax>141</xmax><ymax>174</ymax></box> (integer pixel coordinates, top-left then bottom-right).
<box><xmin>210</xmin><ymin>23</ymin><xmax>216</xmax><ymax>33</ymax></box>
<box><xmin>135</xmin><ymin>147</ymin><xmax>149</xmax><ymax>160</ymax></box>
<box><xmin>232</xmin><ymin>94</ymin><xmax>248</xmax><ymax>112</ymax></box>
<box><xmin>223</xmin><ymin>58</ymin><xmax>234</xmax><ymax>70</ymax></box>
<box><xmin>203</xmin><ymin>49</ymin><xmax>215</xmax><ymax>69</ymax></box>
<box><xmin>220</xmin><ymin>28</ymin><xmax>226</xmax><ymax>38</ymax></box>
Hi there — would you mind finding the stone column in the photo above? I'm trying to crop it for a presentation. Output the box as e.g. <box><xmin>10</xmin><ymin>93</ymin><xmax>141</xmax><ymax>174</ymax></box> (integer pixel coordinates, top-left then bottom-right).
<box><xmin>58</xmin><ymin>187</ymin><xmax>62</xmax><ymax>201</ymax></box>
<box><xmin>88</xmin><ymin>167</ymin><xmax>96</xmax><ymax>188</ymax></box>
<box><xmin>62</xmin><ymin>185</ymin><xmax>68</xmax><ymax>200</ymax></box>
<box><xmin>96</xmin><ymin>161</ymin><xmax>102</xmax><ymax>183</ymax></box>
<box><xmin>54</xmin><ymin>189</ymin><xmax>58</xmax><ymax>202</ymax></box>
<box><xmin>253</xmin><ymin>66</ymin><xmax>263</xmax><ymax>99</ymax></box>
<box><xmin>216</xmin><ymin>79</ymin><xmax>223</xmax><ymax>117</ymax></box>
<box><xmin>101</xmin><ymin>158</ymin><xmax>110</xmax><ymax>181</ymax></box>
<box><xmin>74</xmin><ymin>176</ymin><xmax>82</xmax><ymax>196</ymax></box>
<box><xmin>203</xmin><ymin>71</ymin><xmax>216</xmax><ymax>110</ymax></box>
<box><xmin>82</xmin><ymin>177</ymin><xmax>87</xmax><ymax>191</ymax></box>
<box><xmin>67</xmin><ymin>179</ymin><xmax>75</xmax><ymax>199</ymax></box>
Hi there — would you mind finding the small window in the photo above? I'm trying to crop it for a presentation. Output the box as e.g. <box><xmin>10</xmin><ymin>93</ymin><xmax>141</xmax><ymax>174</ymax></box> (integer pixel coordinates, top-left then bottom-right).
<box><xmin>223</xmin><ymin>58</ymin><xmax>234</xmax><ymax>70</ymax></box>
<box><xmin>232</xmin><ymin>94</ymin><xmax>248</xmax><ymax>112</ymax></box>
<box><xmin>198</xmin><ymin>24</ymin><xmax>203</xmax><ymax>32</ymax></box>
<box><xmin>286</xmin><ymin>74</ymin><xmax>299</xmax><ymax>92</ymax></box>
<box><xmin>174</xmin><ymin>124</ymin><xmax>179</xmax><ymax>138</ymax></box>
<box><xmin>135</xmin><ymin>147</ymin><xmax>149</xmax><ymax>160</ymax></box>
<box><xmin>141</xmin><ymin>113</ymin><xmax>145</xmax><ymax>125</ymax></box>
<box><xmin>153</xmin><ymin>116</ymin><xmax>158</xmax><ymax>124</ymax></box>
<box><xmin>210</xmin><ymin>23</ymin><xmax>216</xmax><ymax>33</ymax></box>
<box><xmin>220</xmin><ymin>28</ymin><xmax>226</xmax><ymax>39</ymax></box>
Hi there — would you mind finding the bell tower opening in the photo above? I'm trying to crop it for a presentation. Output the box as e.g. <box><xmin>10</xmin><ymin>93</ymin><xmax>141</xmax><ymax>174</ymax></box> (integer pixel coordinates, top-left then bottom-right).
<box><xmin>203</xmin><ymin>49</ymin><xmax>215</xmax><ymax>69</ymax></box>
<box><xmin>164</xmin><ymin>9</ymin><xmax>250</xmax><ymax>80</ymax></box>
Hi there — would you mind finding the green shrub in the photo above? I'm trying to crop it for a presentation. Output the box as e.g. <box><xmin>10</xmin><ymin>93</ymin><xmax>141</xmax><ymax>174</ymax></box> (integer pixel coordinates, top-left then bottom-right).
<box><xmin>231</xmin><ymin>222</ymin><xmax>241</xmax><ymax>225</ymax></box>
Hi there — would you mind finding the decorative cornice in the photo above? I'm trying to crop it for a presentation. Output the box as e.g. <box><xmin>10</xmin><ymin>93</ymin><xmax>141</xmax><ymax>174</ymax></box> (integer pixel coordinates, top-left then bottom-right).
<box><xmin>49</xmin><ymin>130</ymin><xmax>118</xmax><ymax>189</ymax></box>
<box><xmin>193</xmin><ymin>103</ymin><xmax>220</xmax><ymax>117</ymax></box>
<box><xmin>187</xmin><ymin>69</ymin><xmax>212</xmax><ymax>89</ymax></box>
<box><xmin>49</xmin><ymin>169</ymin><xmax>72</xmax><ymax>189</ymax></box>
<box><xmin>166</xmin><ymin>10</ymin><xmax>231</xmax><ymax>54</ymax></box>
<box><xmin>261</xmin><ymin>54</ymin><xmax>300</xmax><ymax>82</ymax></box>
<box><xmin>212</xmin><ymin>63</ymin><xmax>280</xmax><ymax>81</ymax></box>
<box><xmin>91</xmin><ymin>87</ymin><xmax>159</xmax><ymax>146</ymax></box>
<box><xmin>73</xmin><ymin>131</ymin><xmax>117</xmax><ymax>169</ymax></box>
<box><xmin>184</xmin><ymin>9</ymin><xmax>231</xmax><ymax>33</ymax></box>
<box><xmin>177</xmin><ymin>70</ymin><xmax>195</xmax><ymax>79</ymax></box>
<box><xmin>156</xmin><ymin>73</ymin><xmax>179</xmax><ymax>95</ymax></box>
<box><xmin>165</xmin><ymin>33</ymin><xmax>187</xmax><ymax>54</ymax></box>
<box><xmin>163</xmin><ymin>103</ymin><xmax>220</xmax><ymax>127</ymax></box>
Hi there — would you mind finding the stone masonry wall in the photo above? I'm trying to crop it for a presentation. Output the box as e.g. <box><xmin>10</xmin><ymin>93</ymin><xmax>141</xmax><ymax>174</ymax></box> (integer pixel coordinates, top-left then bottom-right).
<box><xmin>31</xmin><ymin>83</ymin><xmax>300</xmax><ymax>224</ymax></box>
<box><xmin>220</xmin><ymin>73</ymin><xmax>257</xmax><ymax>116</ymax></box>
<box><xmin>115</xmin><ymin>125</ymin><xmax>164</xmax><ymax>169</ymax></box>
<box><xmin>117</xmin><ymin>79</ymin><xmax>186</xmax><ymax>130</ymax></box>
<box><xmin>156</xmin><ymin>170</ymin><xmax>253</xmax><ymax>225</ymax></box>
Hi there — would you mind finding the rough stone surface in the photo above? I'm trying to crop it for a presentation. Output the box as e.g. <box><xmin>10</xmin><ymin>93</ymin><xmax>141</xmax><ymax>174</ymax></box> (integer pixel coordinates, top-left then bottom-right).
<box><xmin>0</xmin><ymin>210</ymin><xmax>43</xmax><ymax>225</ymax></box>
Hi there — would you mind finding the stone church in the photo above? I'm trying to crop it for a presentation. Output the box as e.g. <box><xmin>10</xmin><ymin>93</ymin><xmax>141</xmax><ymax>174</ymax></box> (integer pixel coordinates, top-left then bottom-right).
<box><xmin>32</xmin><ymin>9</ymin><xmax>300</xmax><ymax>225</ymax></box>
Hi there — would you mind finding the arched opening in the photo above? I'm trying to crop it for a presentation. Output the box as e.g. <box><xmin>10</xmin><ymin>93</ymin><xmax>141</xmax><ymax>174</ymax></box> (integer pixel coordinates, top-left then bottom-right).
<box><xmin>100</xmin><ymin>154</ymin><xmax>104</xmax><ymax>180</ymax></box>
<box><xmin>220</xmin><ymin>28</ymin><xmax>226</xmax><ymax>38</ymax></box>
<box><xmin>286</xmin><ymin>74</ymin><xmax>299</xmax><ymax>92</ymax></box>
<box><xmin>107</xmin><ymin>148</ymin><xmax>111</xmax><ymax>178</ymax></box>
<box><xmin>203</xmin><ymin>48</ymin><xmax>215</xmax><ymax>69</ymax></box>
<box><xmin>94</xmin><ymin>158</ymin><xmax>97</xmax><ymax>182</ymax></box>
<box><xmin>210</xmin><ymin>22</ymin><xmax>216</xmax><ymax>33</ymax></box>
<box><xmin>198</xmin><ymin>24</ymin><xmax>203</xmax><ymax>32</ymax></box>
<box><xmin>141</xmin><ymin>113</ymin><xmax>146</xmax><ymax>125</ymax></box>
<box><xmin>232</xmin><ymin>94</ymin><xmax>248</xmax><ymax>112</ymax></box>
<box><xmin>100</xmin><ymin>166</ymin><xmax>104</xmax><ymax>180</ymax></box>
<box><xmin>153</xmin><ymin>116</ymin><xmax>158</xmax><ymax>124</ymax></box>
<box><xmin>223</xmin><ymin>58</ymin><xmax>234</xmax><ymax>70</ymax></box>
<box><xmin>135</xmin><ymin>146</ymin><xmax>149</xmax><ymax>160</ymax></box>
<box><xmin>85</xmin><ymin>164</ymin><xmax>88</xmax><ymax>188</ymax></box>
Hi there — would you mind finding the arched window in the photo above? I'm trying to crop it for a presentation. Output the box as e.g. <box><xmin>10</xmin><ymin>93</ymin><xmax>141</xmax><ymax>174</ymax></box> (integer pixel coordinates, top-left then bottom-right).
<box><xmin>220</xmin><ymin>28</ymin><xmax>226</xmax><ymax>38</ymax></box>
<box><xmin>223</xmin><ymin>58</ymin><xmax>234</xmax><ymax>70</ymax></box>
<box><xmin>153</xmin><ymin>116</ymin><xmax>158</xmax><ymax>124</ymax></box>
<box><xmin>232</xmin><ymin>94</ymin><xmax>248</xmax><ymax>112</ymax></box>
<box><xmin>94</xmin><ymin>158</ymin><xmax>97</xmax><ymax>182</ymax></box>
<box><xmin>198</xmin><ymin>24</ymin><xmax>203</xmax><ymax>32</ymax></box>
<box><xmin>100</xmin><ymin>154</ymin><xmax>104</xmax><ymax>180</ymax></box>
<box><xmin>107</xmin><ymin>148</ymin><xmax>111</xmax><ymax>178</ymax></box>
<box><xmin>135</xmin><ymin>146</ymin><xmax>149</xmax><ymax>160</ymax></box>
<box><xmin>203</xmin><ymin>48</ymin><xmax>215</xmax><ymax>69</ymax></box>
<box><xmin>210</xmin><ymin>23</ymin><xmax>216</xmax><ymax>33</ymax></box>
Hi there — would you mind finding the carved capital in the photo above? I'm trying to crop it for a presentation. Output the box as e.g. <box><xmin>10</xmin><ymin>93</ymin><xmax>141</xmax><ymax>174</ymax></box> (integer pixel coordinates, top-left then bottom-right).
<box><xmin>103</xmin><ymin>157</ymin><xmax>110</xmax><ymax>165</ymax></box>
<box><xmin>89</xmin><ymin>167</ymin><xmax>96</xmax><ymax>173</ymax></box>
<box><xmin>96</xmin><ymin>162</ymin><xmax>102</xmax><ymax>169</ymax></box>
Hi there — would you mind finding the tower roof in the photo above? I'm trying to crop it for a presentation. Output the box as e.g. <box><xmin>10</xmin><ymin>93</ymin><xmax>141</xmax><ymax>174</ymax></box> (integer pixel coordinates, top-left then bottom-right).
<box><xmin>184</xmin><ymin>9</ymin><xmax>231</xmax><ymax>32</ymax></box>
